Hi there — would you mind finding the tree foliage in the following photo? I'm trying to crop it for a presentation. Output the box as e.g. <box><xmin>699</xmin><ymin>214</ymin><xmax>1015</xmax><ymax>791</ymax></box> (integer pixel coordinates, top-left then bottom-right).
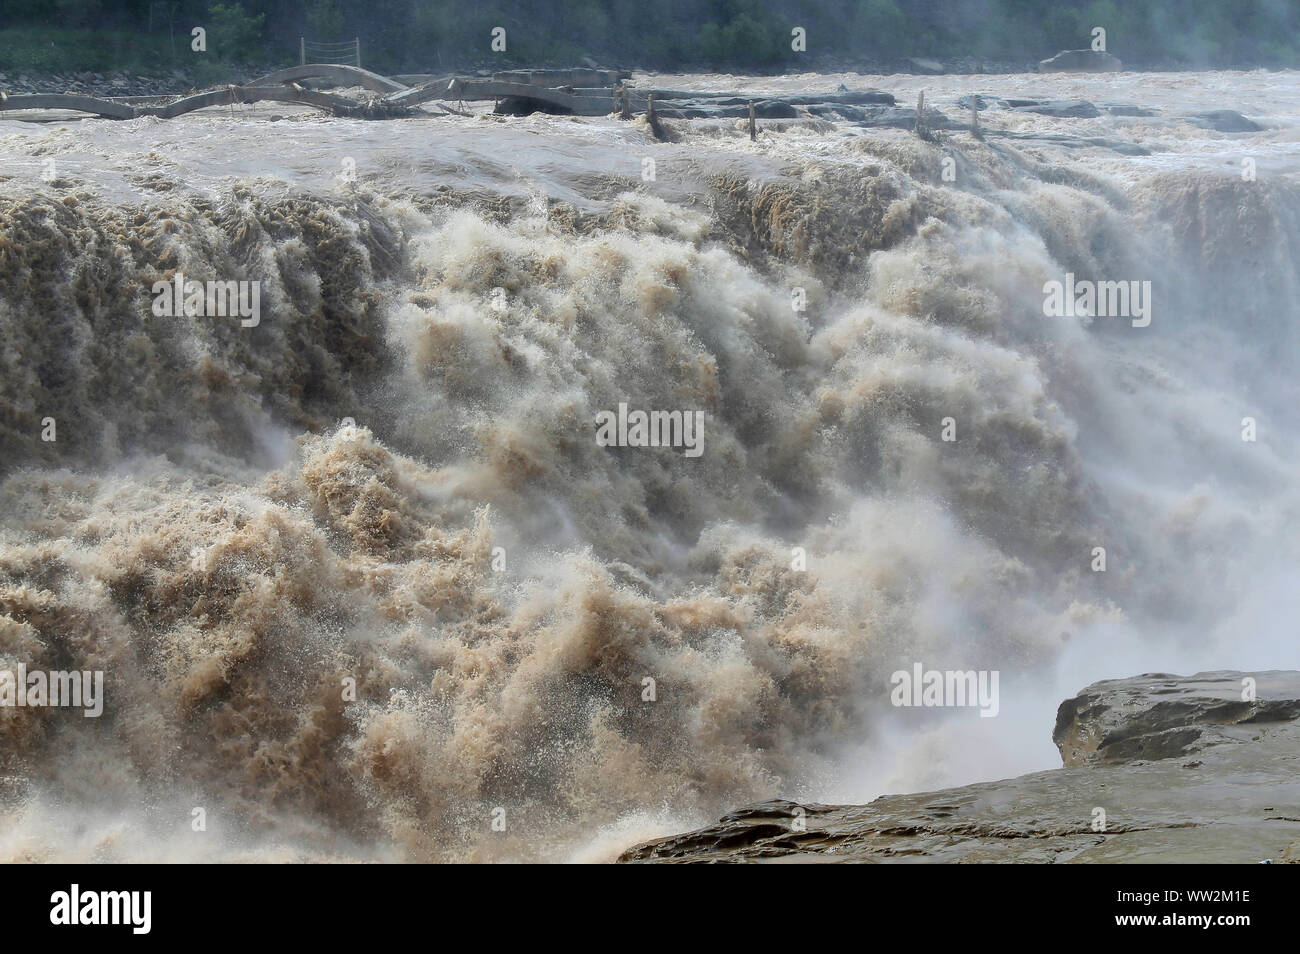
<box><xmin>1</xmin><ymin>0</ymin><xmax>1296</xmax><ymax>72</ymax></box>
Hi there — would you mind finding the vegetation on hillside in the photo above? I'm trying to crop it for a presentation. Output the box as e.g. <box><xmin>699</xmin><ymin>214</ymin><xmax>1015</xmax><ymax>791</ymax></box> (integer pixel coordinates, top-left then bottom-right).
<box><xmin>1</xmin><ymin>0</ymin><xmax>1296</xmax><ymax>75</ymax></box>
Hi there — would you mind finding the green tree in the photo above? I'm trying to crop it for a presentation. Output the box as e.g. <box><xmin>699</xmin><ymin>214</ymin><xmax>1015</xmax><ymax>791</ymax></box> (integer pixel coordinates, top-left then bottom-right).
<box><xmin>207</xmin><ymin>2</ymin><xmax>265</xmax><ymax>61</ymax></box>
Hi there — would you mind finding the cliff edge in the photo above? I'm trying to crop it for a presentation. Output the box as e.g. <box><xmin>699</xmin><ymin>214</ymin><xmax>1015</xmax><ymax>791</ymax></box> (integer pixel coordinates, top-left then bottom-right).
<box><xmin>620</xmin><ymin>671</ymin><xmax>1300</xmax><ymax>863</ymax></box>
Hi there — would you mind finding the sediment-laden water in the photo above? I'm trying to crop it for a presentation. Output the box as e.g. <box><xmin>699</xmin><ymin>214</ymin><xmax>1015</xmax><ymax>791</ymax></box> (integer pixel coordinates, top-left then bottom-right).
<box><xmin>0</xmin><ymin>71</ymin><xmax>1296</xmax><ymax>861</ymax></box>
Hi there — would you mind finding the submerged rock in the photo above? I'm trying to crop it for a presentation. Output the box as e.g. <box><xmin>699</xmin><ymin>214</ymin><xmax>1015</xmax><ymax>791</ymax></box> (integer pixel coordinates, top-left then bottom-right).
<box><xmin>1185</xmin><ymin>109</ymin><xmax>1263</xmax><ymax>132</ymax></box>
<box><xmin>956</xmin><ymin>94</ymin><xmax>1001</xmax><ymax>110</ymax></box>
<box><xmin>1104</xmin><ymin>104</ymin><xmax>1159</xmax><ymax>117</ymax></box>
<box><xmin>955</xmin><ymin>95</ymin><xmax>1102</xmax><ymax>118</ymax></box>
<box><xmin>620</xmin><ymin>671</ymin><xmax>1300</xmax><ymax>863</ymax></box>
<box><xmin>1010</xmin><ymin>99</ymin><xmax>1102</xmax><ymax>118</ymax></box>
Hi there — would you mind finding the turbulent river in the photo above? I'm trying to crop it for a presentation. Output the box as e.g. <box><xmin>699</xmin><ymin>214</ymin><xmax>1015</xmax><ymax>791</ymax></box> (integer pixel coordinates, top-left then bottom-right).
<box><xmin>0</xmin><ymin>69</ymin><xmax>1296</xmax><ymax>862</ymax></box>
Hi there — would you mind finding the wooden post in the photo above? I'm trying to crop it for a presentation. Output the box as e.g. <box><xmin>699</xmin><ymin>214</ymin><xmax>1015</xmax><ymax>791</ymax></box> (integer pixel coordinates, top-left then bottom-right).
<box><xmin>645</xmin><ymin>90</ymin><xmax>674</xmax><ymax>142</ymax></box>
<box><xmin>971</xmin><ymin>96</ymin><xmax>983</xmax><ymax>140</ymax></box>
<box><xmin>748</xmin><ymin>100</ymin><xmax>756</xmax><ymax>141</ymax></box>
<box><xmin>300</xmin><ymin>37</ymin><xmax>305</xmax><ymax>66</ymax></box>
<box><xmin>915</xmin><ymin>90</ymin><xmax>925</xmax><ymax>139</ymax></box>
<box><xmin>355</xmin><ymin>37</ymin><xmax>361</xmax><ymax>69</ymax></box>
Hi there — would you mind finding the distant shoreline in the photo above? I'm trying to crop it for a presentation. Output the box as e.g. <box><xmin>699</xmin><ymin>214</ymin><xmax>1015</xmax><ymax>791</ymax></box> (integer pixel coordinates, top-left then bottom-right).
<box><xmin>3</xmin><ymin>58</ymin><xmax>1296</xmax><ymax>102</ymax></box>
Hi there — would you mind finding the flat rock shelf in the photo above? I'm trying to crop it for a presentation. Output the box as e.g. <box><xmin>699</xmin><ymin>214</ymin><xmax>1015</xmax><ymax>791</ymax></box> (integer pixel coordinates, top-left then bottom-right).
<box><xmin>620</xmin><ymin>671</ymin><xmax>1300</xmax><ymax>863</ymax></box>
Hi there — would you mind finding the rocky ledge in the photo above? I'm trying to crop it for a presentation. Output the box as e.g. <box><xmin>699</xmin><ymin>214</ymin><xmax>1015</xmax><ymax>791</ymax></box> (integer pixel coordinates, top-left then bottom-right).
<box><xmin>620</xmin><ymin>671</ymin><xmax>1300</xmax><ymax>863</ymax></box>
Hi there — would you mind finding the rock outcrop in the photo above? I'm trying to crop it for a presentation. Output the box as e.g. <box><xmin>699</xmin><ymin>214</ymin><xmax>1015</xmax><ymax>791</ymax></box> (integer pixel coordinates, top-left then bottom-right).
<box><xmin>1185</xmin><ymin>109</ymin><xmax>1264</xmax><ymax>132</ymax></box>
<box><xmin>620</xmin><ymin>671</ymin><xmax>1300</xmax><ymax>863</ymax></box>
<box><xmin>1039</xmin><ymin>49</ymin><xmax>1124</xmax><ymax>72</ymax></box>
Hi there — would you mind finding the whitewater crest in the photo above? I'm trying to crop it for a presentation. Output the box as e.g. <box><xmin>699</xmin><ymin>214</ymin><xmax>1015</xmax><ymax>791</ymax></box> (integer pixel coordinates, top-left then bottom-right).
<box><xmin>0</xmin><ymin>82</ymin><xmax>1297</xmax><ymax>861</ymax></box>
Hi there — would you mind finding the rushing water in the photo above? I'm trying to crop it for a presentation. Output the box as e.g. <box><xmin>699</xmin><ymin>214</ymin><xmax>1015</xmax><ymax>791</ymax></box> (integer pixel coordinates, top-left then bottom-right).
<box><xmin>0</xmin><ymin>70</ymin><xmax>1296</xmax><ymax>862</ymax></box>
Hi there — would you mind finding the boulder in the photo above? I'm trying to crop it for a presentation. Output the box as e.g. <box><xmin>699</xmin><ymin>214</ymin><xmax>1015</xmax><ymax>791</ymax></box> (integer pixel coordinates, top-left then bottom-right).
<box><xmin>1039</xmin><ymin>49</ymin><xmax>1123</xmax><ymax>72</ymax></box>
<box><xmin>751</xmin><ymin>99</ymin><xmax>799</xmax><ymax>119</ymax></box>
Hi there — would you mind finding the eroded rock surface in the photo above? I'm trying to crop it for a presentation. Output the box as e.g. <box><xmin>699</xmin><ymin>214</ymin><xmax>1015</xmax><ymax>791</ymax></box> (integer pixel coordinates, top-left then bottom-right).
<box><xmin>620</xmin><ymin>671</ymin><xmax>1300</xmax><ymax>863</ymax></box>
